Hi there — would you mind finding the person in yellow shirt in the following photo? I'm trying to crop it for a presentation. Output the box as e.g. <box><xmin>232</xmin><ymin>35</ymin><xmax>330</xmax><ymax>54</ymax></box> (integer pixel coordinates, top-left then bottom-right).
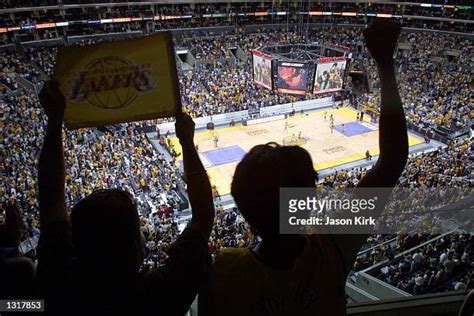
<box><xmin>199</xmin><ymin>20</ymin><xmax>409</xmax><ymax>316</ymax></box>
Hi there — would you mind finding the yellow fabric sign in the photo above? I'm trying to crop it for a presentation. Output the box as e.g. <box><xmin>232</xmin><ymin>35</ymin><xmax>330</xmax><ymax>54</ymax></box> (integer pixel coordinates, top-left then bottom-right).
<box><xmin>53</xmin><ymin>32</ymin><xmax>179</xmax><ymax>129</ymax></box>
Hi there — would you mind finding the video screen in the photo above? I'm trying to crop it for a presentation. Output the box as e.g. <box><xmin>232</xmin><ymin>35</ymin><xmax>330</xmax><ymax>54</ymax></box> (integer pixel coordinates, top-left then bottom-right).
<box><xmin>252</xmin><ymin>50</ymin><xmax>272</xmax><ymax>90</ymax></box>
<box><xmin>275</xmin><ymin>62</ymin><xmax>308</xmax><ymax>95</ymax></box>
<box><xmin>313</xmin><ymin>58</ymin><xmax>347</xmax><ymax>94</ymax></box>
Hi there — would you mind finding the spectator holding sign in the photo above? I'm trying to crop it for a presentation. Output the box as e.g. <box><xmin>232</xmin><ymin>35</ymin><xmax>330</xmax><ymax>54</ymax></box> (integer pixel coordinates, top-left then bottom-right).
<box><xmin>36</xmin><ymin>81</ymin><xmax>214</xmax><ymax>316</ymax></box>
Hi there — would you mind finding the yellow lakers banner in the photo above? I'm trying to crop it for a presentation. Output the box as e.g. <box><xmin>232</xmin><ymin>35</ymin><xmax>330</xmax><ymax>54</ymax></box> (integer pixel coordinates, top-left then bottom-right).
<box><xmin>53</xmin><ymin>32</ymin><xmax>180</xmax><ymax>129</ymax></box>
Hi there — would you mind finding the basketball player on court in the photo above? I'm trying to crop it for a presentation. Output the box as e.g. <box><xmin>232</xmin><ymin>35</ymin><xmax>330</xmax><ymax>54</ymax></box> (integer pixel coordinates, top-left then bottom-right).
<box><xmin>324</xmin><ymin>111</ymin><xmax>327</xmax><ymax>121</ymax></box>
<box><xmin>284</xmin><ymin>120</ymin><xmax>289</xmax><ymax>133</ymax></box>
<box><xmin>330</xmin><ymin>122</ymin><xmax>334</xmax><ymax>134</ymax></box>
<box><xmin>213</xmin><ymin>134</ymin><xmax>219</xmax><ymax>148</ymax></box>
<box><xmin>341</xmin><ymin>123</ymin><xmax>346</xmax><ymax>135</ymax></box>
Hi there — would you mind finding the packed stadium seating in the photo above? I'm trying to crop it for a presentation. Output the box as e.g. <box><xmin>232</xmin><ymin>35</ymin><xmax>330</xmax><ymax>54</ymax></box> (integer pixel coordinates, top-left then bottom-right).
<box><xmin>0</xmin><ymin>1</ymin><xmax>472</xmax><ymax>311</ymax></box>
<box><xmin>371</xmin><ymin>232</ymin><xmax>473</xmax><ymax>295</ymax></box>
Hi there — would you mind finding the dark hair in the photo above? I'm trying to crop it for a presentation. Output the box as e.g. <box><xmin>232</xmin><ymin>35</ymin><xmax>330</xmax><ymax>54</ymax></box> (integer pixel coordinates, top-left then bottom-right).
<box><xmin>71</xmin><ymin>189</ymin><xmax>144</xmax><ymax>277</ymax></box>
<box><xmin>231</xmin><ymin>143</ymin><xmax>317</xmax><ymax>239</ymax></box>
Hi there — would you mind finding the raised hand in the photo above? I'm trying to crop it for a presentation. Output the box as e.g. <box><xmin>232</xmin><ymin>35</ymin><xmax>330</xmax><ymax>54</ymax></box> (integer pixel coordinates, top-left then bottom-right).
<box><xmin>174</xmin><ymin>113</ymin><xmax>214</xmax><ymax>238</ymax></box>
<box><xmin>39</xmin><ymin>80</ymin><xmax>66</xmax><ymax>120</ymax></box>
<box><xmin>175</xmin><ymin>113</ymin><xmax>195</xmax><ymax>146</ymax></box>
<box><xmin>38</xmin><ymin>81</ymin><xmax>68</xmax><ymax>224</ymax></box>
<box><xmin>363</xmin><ymin>19</ymin><xmax>401</xmax><ymax>66</ymax></box>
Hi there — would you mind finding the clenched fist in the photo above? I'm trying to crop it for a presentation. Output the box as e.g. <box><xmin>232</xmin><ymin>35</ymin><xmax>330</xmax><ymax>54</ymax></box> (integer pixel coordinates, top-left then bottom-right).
<box><xmin>175</xmin><ymin>112</ymin><xmax>196</xmax><ymax>146</ymax></box>
<box><xmin>363</xmin><ymin>19</ymin><xmax>401</xmax><ymax>66</ymax></box>
<box><xmin>39</xmin><ymin>80</ymin><xmax>66</xmax><ymax>120</ymax></box>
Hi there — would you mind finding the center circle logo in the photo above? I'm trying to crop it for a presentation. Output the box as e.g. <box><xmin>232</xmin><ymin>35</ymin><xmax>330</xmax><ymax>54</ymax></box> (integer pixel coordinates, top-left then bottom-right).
<box><xmin>67</xmin><ymin>56</ymin><xmax>156</xmax><ymax>110</ymax></box>
<box><xmin>84</xmin><ymin>56</ymin><xmax>138</xmax><ymax>109</ymax></box>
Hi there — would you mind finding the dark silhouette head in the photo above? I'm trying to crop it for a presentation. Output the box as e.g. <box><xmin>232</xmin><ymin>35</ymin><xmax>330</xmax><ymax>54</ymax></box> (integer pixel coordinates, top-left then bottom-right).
<box><xmin>231</xmin><ymin>143</ymin><xmax>317</xmax><ymax>240</ymax></box>
<box><xmin>71</xmin><ymin>189</ymin><xmax>144</xmax><ymax>279</ymax></box>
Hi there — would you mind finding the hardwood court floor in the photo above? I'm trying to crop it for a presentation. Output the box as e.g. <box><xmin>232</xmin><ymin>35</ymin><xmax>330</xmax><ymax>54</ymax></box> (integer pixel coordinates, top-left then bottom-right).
<box><xmin>170</xmin><ymin>107</ymin><xmax>422</xmax><ymax>195</ymax></box>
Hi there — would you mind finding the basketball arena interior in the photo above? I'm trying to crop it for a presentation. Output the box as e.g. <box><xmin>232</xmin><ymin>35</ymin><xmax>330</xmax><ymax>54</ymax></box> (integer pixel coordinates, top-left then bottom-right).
<box><xmin>0</xmin><ymin>0</ymin><xmax>473</xmax><ymax>315</ymax></box>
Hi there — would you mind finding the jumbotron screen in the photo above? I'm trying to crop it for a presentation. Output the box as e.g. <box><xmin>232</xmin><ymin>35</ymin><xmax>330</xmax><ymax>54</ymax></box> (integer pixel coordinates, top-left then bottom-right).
<box><xmin>275</xmin><ymin>62</ymin><xmax>308</xmax><ymax>95</ymax></box>
<box><xmin>252</xmin><ymin>50</ymin><xmax>272</xmax><ymax>90</ymax></box>
<box><xmin>313</xmin><ymin>57</ymin><xmax>347</xmax><ymax>94</ymax></box>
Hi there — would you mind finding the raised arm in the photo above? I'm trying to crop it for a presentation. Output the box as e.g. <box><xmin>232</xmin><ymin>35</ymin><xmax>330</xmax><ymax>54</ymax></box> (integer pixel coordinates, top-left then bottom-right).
<box><xmin>175</xmin><ymin>113</ymin><xmax>215</xmax><ymax>239</ymax></box>
<box><xmin>357</xmin><ymin>19</ymin><xmax>409</xmax><ymax>188</ymax></box>
<box><xmin>38</xmin><ymin>81</ymin><xmax>68</xmax><ymax>225</ymax></box>
<box><xmin>143</xmin><ymin>113</ymin><xmax>215</xmax><ymax>314</ymax></box>
<box><xmin>333</xmin><ymin>20</ymin><xmax>409</xmax><ymax>273</ymax></box>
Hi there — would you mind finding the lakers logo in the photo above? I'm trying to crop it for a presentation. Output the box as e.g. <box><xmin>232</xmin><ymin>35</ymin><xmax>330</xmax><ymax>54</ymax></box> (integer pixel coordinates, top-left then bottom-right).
<box><xmin>67</xmin><ymin>56</ymin><xmax>156</xmax><ymax>109</ymax></box>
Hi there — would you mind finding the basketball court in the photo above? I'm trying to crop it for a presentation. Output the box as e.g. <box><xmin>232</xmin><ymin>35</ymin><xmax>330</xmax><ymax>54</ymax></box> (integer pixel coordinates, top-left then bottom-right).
<box><xmin>168</xmin><ymin>107</ymin><xmax>423</xmax><ymax>195</ymax></box>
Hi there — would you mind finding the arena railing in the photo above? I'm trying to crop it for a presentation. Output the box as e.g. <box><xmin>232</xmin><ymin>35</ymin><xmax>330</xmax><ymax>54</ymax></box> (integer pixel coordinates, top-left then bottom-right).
<box><xmin>20</xmin><ymin>37</ymin><xmax>63</xmax><ymax>48</ymax></box>
<box><xmin>1</xmin><ymin>1</ymin><xmax>472</xmax><ymax>12</ymax></box>
<box><xmin>346</xmin><ymin>290</ymin><xmax>467</xmax><ymax>316</ymax></box>
<box><xmin>15</xmin><ymin>73</ymin><xmax>40</xmax><ymax>96</ymax></box>
<box><xmin>406</xmin><ymin>121</ymin><xmax>467</xmax><ymax>145</ymax></box>
<box><xmin>360</xmin><ymin>230</ymin><xmax>459</xmax><ymax>276</ymax></box>
<box><xmin>243</xmin><ymin>23</ymin><xmax>473</xmax><ymax>39</ymax></box>
<box><xmin>2</xmin><ymin>16</ymin><xmax>472</xmax><ymax>42</ymax></box>
<box><xmin>0</xmin><ymin>43</ymin><xmax>16</xmax><ymax>53</ymax></box>
<box><xmin>169</xmin><ymin>26</ymin><xmax>234</xmax><ymax>36</ymax></box>
<box><xmin>0</xmin><ymin>87</ymin><xmax>24</xmax><ymax>99</ymax></box>
<box><xmin>349</xmin><ymin>272</ymin><xmax>412</xmax><ymax>300</ymax></box>
<box><xmin>234</xmin><ymin>46</ymin><xmax>249</xmax><ymax>63</ymax></box>
<box><xmin>346</xmin><ymin>282</ymin><xmax>380</xmax><ymax>302</ymax></box>
<box><xmin>66</xmin><ymin>30</ymin><xmax>143</xmax><ymax>44</ymax></box>
<box><xmin>355</xmin><ymin>235</ymin><xmax>399</xmax><ymax>258</ymax></box>
<box><xmin>186</xmin><ymin>51</ymin><xmax>197</xmax><ymax>69</ymax></box>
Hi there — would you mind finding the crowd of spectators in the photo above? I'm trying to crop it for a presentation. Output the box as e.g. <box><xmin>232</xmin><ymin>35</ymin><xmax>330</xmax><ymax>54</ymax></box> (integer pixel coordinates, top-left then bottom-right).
<box><xmin>353</xmin><ymin>232</ymin><xmax>433</xmax><ymax>272</ymax></box>
<box><xmin>1</xmin><ymin>90</ymin><xmax>186</xmax><ymax>268</ymax></box>
<box><xmin>318</xmin><ymin>135</ymin><xmax>472</xmax><ymax>286</ymax></box>
<box><xmin>373</xmin><ymin>232</ymin><xmax>473</xmax><ymax>295</ymax></box>
<box><xmin>321</xmin><ymin>137</ymin><xmax>472</xmax><ymax>233</ymax></box>
<box><xmin>3</xmin><ymin>24</ymin><xmax>472</xmax><ymax>134</ymax></box>
<box><xmin>26</xmin><ymin>47</ymin><xmax>57</xmax><ymax>77</ymax></box>
<box><xmin>186</xmin><ymin>37</ymin><xmax>233</xmax><ymax>61</ymax></box>
<box><xmin>358</xmin><ymin>32</ymin><xmax>473</xmax><ymax>133</ymax></box>
<box><xmin>1</xmin><ymin>23</ymin><xmax>472</xmax><ymax>297</ymax></box>
<box><xmin>1</xmin><ymin>1</ymin><xmax>472</xmax><ymax>46</ymax></box>
<box><xmin>84</xmin><ymin>28</ymin><xmax>474</xmax><ymax>131</ymax></box>
<box><xmin>1</xmin><ymin>1</ymin><xmax>472</xmax><ymax>26</ymax></box>
<box><xmin>198</xmin><ymin>63</ymin><xmax>298</xmax><ymax>114</ymax></box>
<box><xmin>1</xmin><ymin>51</ymin><xmax>42</xmax><ymax>92</ymax></box>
